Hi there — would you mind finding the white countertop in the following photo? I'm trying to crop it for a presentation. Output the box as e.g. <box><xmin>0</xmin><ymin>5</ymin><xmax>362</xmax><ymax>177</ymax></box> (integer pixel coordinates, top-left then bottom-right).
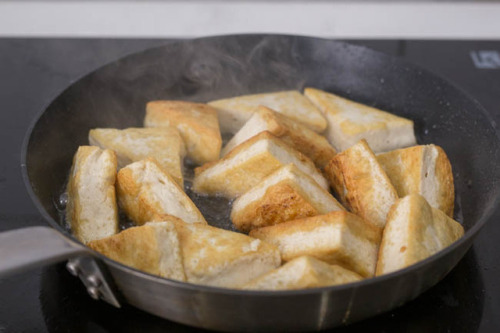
<box><xmin>1</xmin><ymin>1</ymin><xmax>500</xmax><ymax>39</ymax></box>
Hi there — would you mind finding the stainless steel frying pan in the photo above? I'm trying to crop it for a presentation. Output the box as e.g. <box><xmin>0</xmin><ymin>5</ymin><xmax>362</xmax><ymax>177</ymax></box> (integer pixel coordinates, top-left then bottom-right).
<box><xmin>1</xmin><ymin>34</ymin><xmax>499</xmax><ymax>332</ymax></box>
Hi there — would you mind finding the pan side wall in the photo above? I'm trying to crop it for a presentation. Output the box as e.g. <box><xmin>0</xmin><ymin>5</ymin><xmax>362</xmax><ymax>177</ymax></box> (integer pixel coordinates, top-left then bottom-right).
<box><xmin>105</xmin><ymin>235</ymin><xmax>474</xmax><ymax>332</ymax></box>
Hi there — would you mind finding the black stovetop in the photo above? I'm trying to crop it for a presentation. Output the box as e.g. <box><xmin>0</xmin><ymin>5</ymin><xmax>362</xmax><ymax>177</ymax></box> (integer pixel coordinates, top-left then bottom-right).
<box><xmin>0</xmin><ymin>38</ymin><xmax>499</xmax><ymax>333</ymax></box>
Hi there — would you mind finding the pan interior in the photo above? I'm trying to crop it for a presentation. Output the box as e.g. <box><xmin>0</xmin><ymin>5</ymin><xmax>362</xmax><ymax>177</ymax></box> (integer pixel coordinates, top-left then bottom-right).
<box><xmin>24</xmin><ymin>35</ymin><xmax>500</xmax><ymax>239</ymax></box>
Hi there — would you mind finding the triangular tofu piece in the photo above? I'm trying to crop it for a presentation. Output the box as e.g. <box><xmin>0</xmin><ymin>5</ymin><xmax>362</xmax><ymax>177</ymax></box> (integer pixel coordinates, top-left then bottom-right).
<box><xmin>304</xmin><ymin>87</ymin><xmax>416</xmax><ymax>153</ymax></box>
<box><xmin>231</xmin><ymin>164</ymin><xmax>344</xmax><ymax>232</ymax></box>
<box><xmin>151</xmin><ymin>218</ymin><xmax>281</xmax><ymax>288</ymax></box>
<box><xmin>377</xmin><ymin>144</ymin><xmax>454</xmax><ymax>217</ymax></box>
<box><xmin>249</xmin><ymin>211</ymin><xmax>381</xmax><ymax>278</ymax></box>
<box><xmin>376</xmin><ymin>194</ymin><xmax>464</xmax><ymax>276</ymax></box>
<box><xmin>325</xmin><ymin>139</ymin><xmax>398</xmax><ymax>229</ymax></box>
<box><xmin>222</xmin><ymin>106</ymin><xmax>336</xmax><ymax>169</ymax></box>
<box><xmin>193</xmin><ymin>131</ymin><xmax>328</xmax><ymax>199</ymax></box>
<box><xmin>242</xmin><ymin>256</ymin><xmax>362</xmax><ymax>290</ymax></box>
<box><xmin>89</xmin><ymin>127</ymin><xmax>185</xmax><ymax>186</ymax></box>
<box><xmin>144</xmin><ymin>101</ymin><xmax>222</xmax><ymax>165</ymax></box>
<box><xmin>208</xmin><ymin>90</ymin><xmax>327</xmax><ymax>133</ymax></box>
<box><xmin>87</xmin><ymin>221</ymin><xmax>186</xmax><ymax>281</ymax></box>
<box><xmin>66</xmin><ymin>146</ymin><xmax>118</xmax><ymax>244</ymax></box>
<box><xmin>116</xmin><ymin>158</ymin><xmax>206</xmax><ymax>225</ymax></box>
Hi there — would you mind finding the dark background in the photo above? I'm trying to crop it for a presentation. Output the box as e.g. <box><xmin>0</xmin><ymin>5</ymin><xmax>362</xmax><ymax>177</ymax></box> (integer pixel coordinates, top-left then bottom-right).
<box><xmin>0</xmin><ymin>38</ymin><xmax>499</xmax><ymax>332</ymax></box>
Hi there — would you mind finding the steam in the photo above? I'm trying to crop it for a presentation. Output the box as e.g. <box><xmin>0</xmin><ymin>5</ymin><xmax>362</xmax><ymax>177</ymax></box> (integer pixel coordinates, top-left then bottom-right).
<box><xmin>172</xmin><ymin>35</ymin><xmax>309</xmax><ymax>102</ymax></box>
<box><xmin>79</xmin><ymin>35</ymin><xmax>318</xmax><ymax>135</ymax></box>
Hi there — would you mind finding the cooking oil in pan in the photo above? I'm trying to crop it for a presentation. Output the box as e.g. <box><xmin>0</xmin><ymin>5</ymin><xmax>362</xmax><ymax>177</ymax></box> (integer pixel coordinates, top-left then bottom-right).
<box><xmin>55</xmin><ymin>132</ymin><xmax>238</xmax><ymax>235</ymax></box>
<box><xmin>54</xmin><ymin>129</ymin><xmax>466</xmax><ymax>237</ymax></box>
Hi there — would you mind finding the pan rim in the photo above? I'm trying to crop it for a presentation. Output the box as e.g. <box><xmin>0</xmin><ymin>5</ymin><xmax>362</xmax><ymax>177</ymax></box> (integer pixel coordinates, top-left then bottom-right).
<box><xmin>20</xmin><ymin>33</ymin><xmax>500</xmax><ymax>297</ymax></box>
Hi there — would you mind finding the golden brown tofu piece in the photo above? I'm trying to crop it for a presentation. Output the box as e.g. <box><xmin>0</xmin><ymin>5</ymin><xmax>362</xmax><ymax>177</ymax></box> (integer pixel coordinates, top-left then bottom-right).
<box><xmin>66</xmin><ymin>146</ymin><xmax>118</xmax><ymax>244</ymax></box>
<box><xmin>222</xmin><ymin>106</ymin><xmax>336</xmax><ymax>169</ymax></box>
<box><xmin>116</xmin><ymin>158</ymin><xmax>206</xmax><ymax>225</ymax></box>
<box><xmin>304</xmin><ymin>87</ymin><xmax>416</xmax><ymax>153</ymax></box>
<box><xmin>193</xmin><ymin>131</ymin><xmax>328</xmax><ymax>199</ymax></box>
<box><xmin>242</xmin><ymin>256</ymin><xmax>362</xmax><ymax>290</ymax></box>
<box><xmin>231</xmin><ymin>164</ymin><xmax>344</xmax><ymax>232</ymax></box>
<box><xmin>88</xmin><ymin>221</ymin><xmax>186</xmax><ymax>281</ymax></box>
<box><xmin>324</xmin><ymin>139</ymin><xmax>399</xmax><ymax>229</ymax></box>
<box><xmin>145</xmin><ymin>101</ymin><xmax>222</xmax><ymax>165</ymax></box>
<box><xmin>89</xmin><ymin>127</ymin><xmax>185</xmax><ymax>186</ymax></box>
<box><xmin>376</xmin><ymin>194</ymin><xmax>464</xmax><ymax>276</ymax></box>
<box><xmin>208</xmin><ymin>90</ymin><xmax>327</xmax><ymax>133</ymax></box>
<box><xmin>250</xmin><ymin>211</ymin><xmax>381</xmax><ymax>278</ymax></box>
<box><xmin>377</xmin><ymin>144</ymin><xmax>454</xmax><ymax>217</ymax></box>
<box><xmin>152</xmin><ymin>218</ymin><xmax>281</xmax><ymax>288</ymax></box>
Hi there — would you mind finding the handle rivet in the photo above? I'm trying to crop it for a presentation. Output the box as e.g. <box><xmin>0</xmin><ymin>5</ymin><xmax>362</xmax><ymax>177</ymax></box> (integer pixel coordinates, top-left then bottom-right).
<box><xmin>87</xmin><ymin>286</ymin><xmax>100</xmax><ymax>300</ymax></box>
<box><xmin>87</xmin><ymin>274</ymin><xmax>102</xmax><ymax>288</ymax></box>
<box><xmin>66</xmin><ymin>261</ymin><xmax>80</xmax><ymax>276</ymax></box>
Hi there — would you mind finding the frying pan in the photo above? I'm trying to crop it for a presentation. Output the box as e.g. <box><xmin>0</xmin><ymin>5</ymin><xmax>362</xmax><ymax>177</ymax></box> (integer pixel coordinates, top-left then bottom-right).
<box><xmin>1</xmin><ymin>34</ymin><xmax>499</xmax><ymax>331</ymax></box>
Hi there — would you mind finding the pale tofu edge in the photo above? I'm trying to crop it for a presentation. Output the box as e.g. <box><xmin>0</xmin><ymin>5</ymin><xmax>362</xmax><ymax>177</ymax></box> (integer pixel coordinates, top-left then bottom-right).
<box><xmin>195</xmin><ymin>138</ymin><xmax>328</xmax><ymax>193</ymax></box>
<box><xmin>128</xmin><ymin>160</ymin><xmax>205</xmax><ymax>224</ymax></box>
<box><xmin>69</xmin><ymin>147</ymin><xmax>118</xmax><ymax>243</ymax></box>
<box><xmin>233</xmin><ymin>164</ymin><xmax>342</xmax><ymax>215</ymax></box>
<box><xmin>350</xmin><ymin>143</ymin><xmax>398</xmax><ymax>229</ymax></box>
<box><xmin>221</xmin><ymin>112</ymin><xmax>270</xmax><ymax>156</ymax></box>
<box><xmin>149</xmin><ymin>222</ymin><xmax>187</xmax><ymax>281</ymax></box>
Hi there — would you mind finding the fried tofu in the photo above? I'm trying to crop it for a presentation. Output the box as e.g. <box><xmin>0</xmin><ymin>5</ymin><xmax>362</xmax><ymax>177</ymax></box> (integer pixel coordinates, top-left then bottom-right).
<box><xmin>66</xmin><ymin>146</ymin><xmax>118</xmax><ymax>244</ymax></box>
<box><xmin>377</xmin><ymin>144</ymin><xmax>454</xmax><ymax>217</ymax></box>
<box><xmin>249</xmin><ymin>211</ymin><xmax>381</xmax><ymax>278</ymax></box>
<box><xmin>231</xmin><ymin>164</ymin><xmax>344</xmax><ymax>232</ymax></box>
<box><xmin>89</xmin><ymin>216</ymin><xmax>280</xmax><ymax>287</ymax></box>
<box><xmin>116</xmin><ymin>158</ymin><xmax>206</xmax><ymax>225</ymax></box>
<box><xmin>88</xmin><ymin>127</ymin><xmax>185</xmax><ymax>186</ymax></box>
<box><xmin>192</xmin><ymin>131</ymin><xmax>328</xmax><ymax>199</ymax></box>
<box><xmin>242</xmin><ymin>256</ymin><xmax>362</xmax><ymax>290</ymax></box>
<box><xmin>88</xmin><ymin>222</ymin><xmax>186</xmax><ymax>281</ymax></box>
<box><xmin>376</xmin><ymin>194</ymin><xmax>464</xmax><ymax>276</ymax></box>
<box><xmin>144</xmin><ymin>101</ymin><xmax>222</xmax><ymax>165</ymax></box>
<box><xmin>157</xmin><ymin>218</ymin><xmax>281</xmax><ymax>288</ymax></box>
<box><xmin>208</xmin><ymin>90</ymin><xmax>327</xmax><ymax>133</ymax></box>
<box><xmin>325</xmin><ymin>139</ymin><xmax>399</xmax><ymax>229</ymax></box>
<box><xmin>304</xmin><ymin>87</ymin><xmax>416</xmax><ymax>153</ymax></box>
<box><xmin>222</xmin><ymin>106</ymin><xmax>336</xmax><ymax>169</ymax></box>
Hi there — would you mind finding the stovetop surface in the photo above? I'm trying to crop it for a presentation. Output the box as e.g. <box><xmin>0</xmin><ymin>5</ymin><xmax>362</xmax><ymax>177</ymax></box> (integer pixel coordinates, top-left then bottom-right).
<box><xmin>0</xmin><ymin>38</ymin><xmax>499</xmax><ymax>332</ymax></box>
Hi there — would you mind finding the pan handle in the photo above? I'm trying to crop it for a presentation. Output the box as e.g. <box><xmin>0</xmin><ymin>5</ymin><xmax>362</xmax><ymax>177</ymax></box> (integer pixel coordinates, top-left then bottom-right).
<box><xmin>0</xmin><ymin>226</ymin><xmax>89</xmax><ymax>277</ymax></box>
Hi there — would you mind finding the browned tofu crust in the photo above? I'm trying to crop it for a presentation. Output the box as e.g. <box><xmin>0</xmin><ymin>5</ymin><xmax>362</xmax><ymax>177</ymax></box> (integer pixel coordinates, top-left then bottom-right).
<box><xmin>232</xmin><ymin>182</ymin><xmax>319</xmax><ymax>232</ymax></box>
<box><xmin>242</xmin><ymin>256</ymin><xmax>362</xmax><ymax>290</ymax></box>
<box><xmin>375</xmin><ymin>194</ymin><xmax>463</xmax><ymax>276</ymax></box>
<box><xmin>224</xmin><ymin>106</ymin><xmax>336</xmax><ymax>169</ymax></box>
<box><xmin>88</xmin><ymin>224</ymin><xmax>169</xmax><ymax>277</ymax></box>
<box><xmin>263</xmin><ymin>108</ymin><xmax>336</xmax><ymax>169</ymax></box>
<box><xmin>324</xmin><ymin>139</ymin><xmax>398</xmax><ymax>229</ymax></box>
<box><xmin>250</xmin><ymin>211</ymin><xmax>381</xmax><ymax>277</ymax></box>
<box><xmin>377</xmin><ymin>144</ymin><xmax>454</xmax><ymax>217</ymax></box>
<box><xmin>145</xmin><ymin>100</ymin><xmax>222</xmax><ymax>165</ymax></box>
<box><xmin>193</xmin><ymin>131</ymin><xmax>327</xmax><ymax>198</ymax></box>
<box><xmin>116</xmin><ymin>158</ymin><xmax>206</xmax><ymax>225</ymax></box>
